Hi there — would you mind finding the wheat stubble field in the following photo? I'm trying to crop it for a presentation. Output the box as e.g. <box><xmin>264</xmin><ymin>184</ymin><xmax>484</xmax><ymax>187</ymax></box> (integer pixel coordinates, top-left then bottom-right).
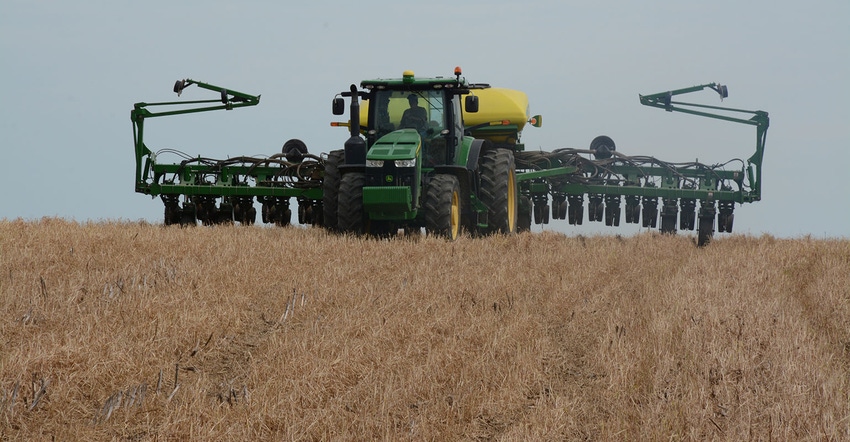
<box><xmin>0</xmin><ymin>219</ymin><xmax>848</xmax><ymax>441</ymax></box>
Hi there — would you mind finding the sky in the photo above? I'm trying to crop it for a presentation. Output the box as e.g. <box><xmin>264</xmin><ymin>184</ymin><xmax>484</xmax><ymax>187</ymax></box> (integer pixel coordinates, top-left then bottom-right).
<box><xmin>2</xmin><ymin>0</ymin><xmax>848</xmax><ymax>239</ymax></box>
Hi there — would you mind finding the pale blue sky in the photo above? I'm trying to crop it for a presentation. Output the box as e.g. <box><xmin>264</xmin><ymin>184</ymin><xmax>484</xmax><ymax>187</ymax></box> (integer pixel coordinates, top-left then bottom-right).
<box><xmin>2</xmin><ymin>0</ymin><xmax>848</xmax><ymax>238</ymax></box>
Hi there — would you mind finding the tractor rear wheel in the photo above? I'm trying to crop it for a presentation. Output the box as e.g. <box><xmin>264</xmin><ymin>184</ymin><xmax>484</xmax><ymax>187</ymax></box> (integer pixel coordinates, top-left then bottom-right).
<box><xmin>478</xmin><ymin>148</ymin><xmax>518</xmax><ymax>235</ymax></box>
<box><xmin>322</xmin><ymin>150</ymin><xmax>344</xmax><ymax>232</ymax></box>
<box><xmin>337</xmin><ymin>172</ymin><xmax>366</xmax><ymax>234</ymax></box>
<box><xmin>425</xmin><ymin>174</ymin><xmax>461</xmax><ymax>240</ymax></box>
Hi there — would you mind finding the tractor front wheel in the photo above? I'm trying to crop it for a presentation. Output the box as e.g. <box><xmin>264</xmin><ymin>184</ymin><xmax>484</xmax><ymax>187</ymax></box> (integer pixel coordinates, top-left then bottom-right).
<box><xmin>425</xmin><ymin>174</ymin><xmax>461</xmax><ymax>240</ymax></box>
<box><xmin>322</xmin><ymin>149</ymin><xmax>344</xmax><ymax>232</ymax></box>
<box><xmin>337</xmin><ymin>172</ymin><xmax>366</xmax><ymax>235</ymax></box>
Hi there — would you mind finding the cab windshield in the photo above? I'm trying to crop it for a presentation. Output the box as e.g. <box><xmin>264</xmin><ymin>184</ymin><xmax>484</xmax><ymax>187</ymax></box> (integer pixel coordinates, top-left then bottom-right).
<box><xmin>372</xmin><ymin>90</ymin><xmax>446</xmax><ymax>138</ymax></box>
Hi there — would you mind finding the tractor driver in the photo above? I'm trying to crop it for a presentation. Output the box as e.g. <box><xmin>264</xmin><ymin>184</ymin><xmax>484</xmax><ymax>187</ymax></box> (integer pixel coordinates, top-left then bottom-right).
<box><xmin>399</xmin><ymin>94</ymin><xmax>428</xmax><ymax>133</ymax></box>
<box><xmin>375</xmin><ymin>93</ymin><xmax>394</xmax><ymax>136</ymax></box>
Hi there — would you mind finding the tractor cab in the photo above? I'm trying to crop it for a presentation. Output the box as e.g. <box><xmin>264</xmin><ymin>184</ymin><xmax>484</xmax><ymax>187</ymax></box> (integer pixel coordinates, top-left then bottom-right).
<box><xmin>355</xmin><ymin>70</ymin><xmax>475</xmax><ymax>169</ymax></box>
<box><xmin>332</xmin><ymin>69</ymin><xmax>481</xmax><ymax>169</ymax></box>
<box><xmin>369</xmin><ymin>89</ymin><xmax>453</xmax><ymax>167</ymax></box>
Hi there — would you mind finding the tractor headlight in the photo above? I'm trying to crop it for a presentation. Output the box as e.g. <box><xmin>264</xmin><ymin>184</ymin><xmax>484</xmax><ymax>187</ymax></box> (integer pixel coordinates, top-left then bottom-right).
<box><xmin>395</xmin><ymin>158</ymin><xmax>416</xmax><ymax>168</ymax></box>
<box><xmin>366</xmin><ymin>159</ymin><xmax>384</xmax><ymax>168</ymax></box>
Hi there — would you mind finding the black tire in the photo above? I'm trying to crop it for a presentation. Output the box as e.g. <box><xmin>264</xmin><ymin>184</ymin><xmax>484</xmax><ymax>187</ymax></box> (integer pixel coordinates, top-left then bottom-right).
<box><xmin>338</xmin><ymin>172</ymin><xmax>366</xmax><ymax>234</ymax></box>
<box><xmin>605</xmin><ymin>204</ymin><xmax>620</xmax><ymax>227</ymax></box>
<box><xmin>630</xmin><ymin>205</ymin><xmax>641</xmax><ymax>225</ymax></box>
<box><xmin>425</xmin><ymin>174</ymin><xmax>462</xmax><ymax>240</ymax></box>
<box><xmin>298</xmin><ymin>202</ymin><xmax>307</xmax><ymax>224</ymax></box>
<box><xmin>568</xmin><ymin>202</ymin><xmax>579</xmax><ymax>225</ymax></box>
<box><xmin>533</xmin><ymin>203</ymin><xmax>544</xmax><ymax>225</ymax></box>
<box><xmin>215</xmin><ymin>203</ymin><xmax>234</xmax><ymax>225</ymax></box>
<box><xmin>642</xmin><ymin>198</ymin><xmax>658</xmax><ymax>228</ymax></box>
<box><xmin>587</xmin><ymin>200</ymin><xmax>597</xmax><ymax>222</ymax></box>
<box><xmin>478</xmin><ymin>148</ymin><xmax>518</xmax><ymax>234</ymax></box>
<box><xmin>322</xmin><ymin>150</ymin><xmax>344</xmax><ymax>231</ymax></box>
<box><xmin>568</xmin><ymin>197</ymin><xmax>584</xmax><ymax>225</ymax></box>
<box><xmin>589</xmin><ymin>135</ymin><xmax>616</xmax><ymax>159</ymax></box>
<box><xmin>275</xmin><ymin>207</ymin><xmax>292</xmax><ymax>227</ymax></box>
<box><xmin>196</xmin><ymin>197</ymin><xmax>217</xmax><ymax>226</ymax></box>
<box><xmin>659</xmin><ymin>200</ymin><xmax>676</xmax><ymax>233</ymax></box>
<box><xmin>697</xmin><ymin>216</ymin><xmax>714</xmax><ymax>247</ymax></box>
<box><xmin>660</xmin><ymin>214</ymin><xmax>677</xmax><ymax>234</ymax></box>
<box><xmin>234</xmin><ymin>197</ymin><xmax>255</xmax><ymax>225</ymax></box>
<box><xmin>261</xmin><ymin>201</ymin><xmax>270</xmax><ymax>224</ymax></box>
<box><xmin>625</xmin><ymin>200</ymin><xmax>639</xmax><ymax>224</ymax></box>
<box><xmin>179</xmin><ymin>203</ymin><xmax>197</xmax><ymax>226</ymax></box>
<box><xmin>588</xmin><ymin>197</ymin><xmax>604</xmax><ymax>222</ymax></box>
<box><xmin>262</xmin><ymin>198</ymin><xmax>291</xmax><ymax>227</ymax></box>
<box><xmin>164</xmin><ymin>201</ymin><xmax>180</xmax><ymax>226</ymax></box>
<box><xmin>680</xmin><ymin>200</ymin><xmax>696</xmax><ymax>231</ymax></box>
<box><xmin>517</xmin><ymin>196</ymin><xmax>532</xmax><ymax>232</ymax></box>
<box><xmin>282</xmin><ymin>138</ymin><xmax>308</xmax><ymax>163</ymax></box>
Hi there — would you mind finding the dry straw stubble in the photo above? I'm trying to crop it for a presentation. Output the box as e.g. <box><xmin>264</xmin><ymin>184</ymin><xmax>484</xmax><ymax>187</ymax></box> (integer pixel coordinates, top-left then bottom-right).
<box><xmin>0</xmin><ymin>218</ymin><xmax>848</xmax><ymax>440</ymax></box>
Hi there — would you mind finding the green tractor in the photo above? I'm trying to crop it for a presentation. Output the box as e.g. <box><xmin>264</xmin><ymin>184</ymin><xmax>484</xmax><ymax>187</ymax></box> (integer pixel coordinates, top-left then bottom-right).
<box><xmin>323</xmin><ymin>68</ymin><xmax>537</xmax><ymax>239</ymax></box>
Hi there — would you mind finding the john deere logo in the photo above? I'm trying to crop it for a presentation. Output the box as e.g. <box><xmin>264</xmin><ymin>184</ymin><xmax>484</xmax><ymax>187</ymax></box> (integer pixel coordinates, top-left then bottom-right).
<box><xmin>385</xmin><ymin>175</ymin><xmax>394</xmax><ymax>183</ymax></box>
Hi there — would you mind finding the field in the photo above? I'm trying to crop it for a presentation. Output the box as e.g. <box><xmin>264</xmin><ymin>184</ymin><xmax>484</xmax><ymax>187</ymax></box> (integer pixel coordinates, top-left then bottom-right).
<box><xmin>1</xmin><ymin>219</ymin><xmax>848</xmax><ymax>440</ymax></box>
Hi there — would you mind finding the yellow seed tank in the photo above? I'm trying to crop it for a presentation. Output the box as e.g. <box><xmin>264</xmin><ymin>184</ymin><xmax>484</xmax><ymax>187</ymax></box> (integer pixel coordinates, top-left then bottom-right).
<box><xmin>462</xmin><ymin>87</ymin><xmax>530</xmax><ymax>131</ymax></box>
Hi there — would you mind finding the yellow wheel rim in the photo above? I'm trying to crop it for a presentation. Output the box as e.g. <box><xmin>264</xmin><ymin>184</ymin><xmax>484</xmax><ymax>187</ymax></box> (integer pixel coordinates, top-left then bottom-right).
<box><xmin>507</xmin><ymin>170</ymin><xmax>517</xmax><ymax>232</ymax></box>
<box><xmin>450</xmin><ymin>190</ymin><xmax>460</xmax><ymax>239</ymax></box>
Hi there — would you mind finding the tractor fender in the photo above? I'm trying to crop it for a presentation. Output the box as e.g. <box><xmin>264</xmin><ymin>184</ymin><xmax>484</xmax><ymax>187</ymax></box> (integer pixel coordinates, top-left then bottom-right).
<box><xmin>338</xmin><ymin>164</ymin><xmax>366</xmax><ymax>175</ymax></box>
<box><xmin>464</xmin><ymin>139</ymin><xmax>491</xmax><ymax>172</ymax></box>
<box><xmin>433</xmin><ymin>165</ymin><xmax>471</xmax><ymax>195</ymax></box>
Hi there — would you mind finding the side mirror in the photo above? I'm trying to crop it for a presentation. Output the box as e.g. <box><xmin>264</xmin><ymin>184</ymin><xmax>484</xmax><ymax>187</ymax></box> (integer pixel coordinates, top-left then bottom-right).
<box><xmin>332</xmin><ymin>97</ymin><xmax>345</xmax><ymax>115</ymax></box>
<box><xmin>465</xmin><ymin>95</ymin><xmax>479</xmax><ymax>113</ymax></box>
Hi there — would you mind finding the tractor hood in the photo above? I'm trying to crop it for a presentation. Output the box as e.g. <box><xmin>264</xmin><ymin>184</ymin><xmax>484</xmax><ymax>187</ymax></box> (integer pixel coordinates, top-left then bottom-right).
<box><xmin>367</xmin><ymin>129</ymin><xmax>421</xmax><ymax>161</ymax></box>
